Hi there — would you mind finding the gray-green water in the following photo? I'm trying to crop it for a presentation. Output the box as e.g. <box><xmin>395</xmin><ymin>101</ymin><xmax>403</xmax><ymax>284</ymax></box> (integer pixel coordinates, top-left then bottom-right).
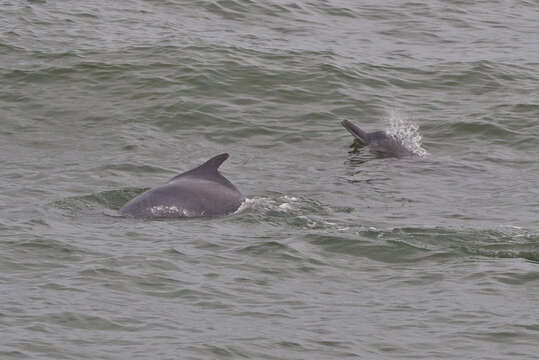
<box><xmin>1</xmin><ymin>1</ymin><xmax>538</xmax><ymax>359</ymax></box>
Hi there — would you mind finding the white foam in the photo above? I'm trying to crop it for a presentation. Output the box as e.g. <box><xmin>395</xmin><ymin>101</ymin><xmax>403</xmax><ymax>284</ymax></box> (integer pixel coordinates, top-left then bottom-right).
<box><xmin>282</xmin><ymin>195</ymin><xmax>298</xmax><ymax>202</ymax></box>
<box><xmin>150</xmin><ymin>205</ymin><xmax>191</xmax><ymax>217</ymax></box>
<box><xmin>278</xmin><ymin>203</ymin><xmax>292</xmax><ymax>211</ymax></box>
<box><xmin>234</xmin><ymin>195</ymin><xmax>298</xmax><ymax>214</ymax></box>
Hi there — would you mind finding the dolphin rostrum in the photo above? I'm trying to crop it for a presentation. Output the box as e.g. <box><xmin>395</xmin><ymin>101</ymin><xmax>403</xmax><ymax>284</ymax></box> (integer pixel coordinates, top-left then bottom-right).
<box><xmin>341</xmin><ymin>120</ymin><xmax>414</xmax><ymax>157</ymax></box>
<box><xmin>120</xmin><ymin>153</ymin><xmax>244</xmax><ymax>219</ymax></box>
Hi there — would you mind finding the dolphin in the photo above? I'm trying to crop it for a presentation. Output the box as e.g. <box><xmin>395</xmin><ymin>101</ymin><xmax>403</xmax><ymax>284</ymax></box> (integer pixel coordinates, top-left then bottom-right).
<box><xmin>341</xmin><ymin>120</ymin><xmax>414</xmax><ymax>157</ymax></box>
<box><xmin>120</xmin><ymin>153</ymin><xmax>244</xmax><ymax>219</ymax></box>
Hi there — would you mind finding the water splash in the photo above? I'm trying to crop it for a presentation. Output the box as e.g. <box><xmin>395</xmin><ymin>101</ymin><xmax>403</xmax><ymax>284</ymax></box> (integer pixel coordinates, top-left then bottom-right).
<box><xmin>234</xmin><ymin>196</ymin><xmax>348</xmax><ymax>230</ymax></box>
<box><xmin>385</xmin><ymin>111</ymin><xmax>428</xmax><ymax>157</ymax></box>
<box><xmin>235</xmin><ymin>195</ymin><xmax>299</xmax><ymax>214</ymax></box>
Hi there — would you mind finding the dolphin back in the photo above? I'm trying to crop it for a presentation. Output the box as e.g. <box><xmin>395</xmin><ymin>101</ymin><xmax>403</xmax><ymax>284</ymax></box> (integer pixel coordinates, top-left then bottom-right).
<box><xmin>120</xmin><ymin>180</ymin><xmax>243</xmax><ymax>218</ymax></box>
<box><xmin>120</xmin><ymin>153</ymin><xmax>244</xmax><ymax>219</ymax></box>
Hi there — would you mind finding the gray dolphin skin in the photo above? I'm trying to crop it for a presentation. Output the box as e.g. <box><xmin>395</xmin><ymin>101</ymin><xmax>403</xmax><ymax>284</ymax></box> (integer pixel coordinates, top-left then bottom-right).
<box><xmin>120</xmin><ymin>153</ymin><xmax>244</xmax><ymax>219</ymax></box>
<box><xmin>341</xmin><ymin>120</ymin><xmax>413</xmax><ymax>157</ymax></box>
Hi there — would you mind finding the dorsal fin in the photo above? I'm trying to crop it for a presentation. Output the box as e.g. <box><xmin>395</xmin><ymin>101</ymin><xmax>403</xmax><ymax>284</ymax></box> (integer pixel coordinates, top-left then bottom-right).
<box><xmin>168</xmin><ymin>153</ymin><xmax>230</xmax><ymax>182</ymax></box>
<box><xmin>341</xmin><ymin>120</ymin><xmax>371</xmax><ymax>145</ymax></box>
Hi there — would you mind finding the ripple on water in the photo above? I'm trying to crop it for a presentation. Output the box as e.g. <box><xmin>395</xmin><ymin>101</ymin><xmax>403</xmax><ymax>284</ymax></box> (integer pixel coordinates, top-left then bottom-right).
<box><xmin>2</xmin><ymin>0</ymin><xmax>539</xmax><ymax>359</ymax></box>
<box><xmin>306</xmin><ymin>226</ymin><xmax>539</xmax><ymax>264</ymax></box>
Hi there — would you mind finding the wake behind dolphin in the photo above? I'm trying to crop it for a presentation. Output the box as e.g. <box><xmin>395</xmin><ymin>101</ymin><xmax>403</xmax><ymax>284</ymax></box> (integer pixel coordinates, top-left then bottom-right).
<box><xmin>341</xmin><ymin>120</ymin><xmax>418</xmax><ymax>157</ymax></box>
<box><xmin>120</xmin><ymin>153</ymin><xmax>244</xmax><ymax>219</ymax></box>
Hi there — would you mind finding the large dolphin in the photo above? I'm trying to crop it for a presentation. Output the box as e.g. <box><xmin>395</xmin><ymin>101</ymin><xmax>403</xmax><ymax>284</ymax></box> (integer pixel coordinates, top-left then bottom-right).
<box><xmin>341</xmin><ymin>120</ymin><xmax>414</xmax><ymax>157</ymax></box>
<box><xmin>120</xmin><ymin>153</ymin><xmax>244</xmax><ymax>219</ymax></box>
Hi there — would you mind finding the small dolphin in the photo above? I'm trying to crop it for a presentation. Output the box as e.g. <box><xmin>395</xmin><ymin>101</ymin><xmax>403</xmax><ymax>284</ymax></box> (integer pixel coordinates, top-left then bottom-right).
<box><xmin>341</xmin><ymin>120</ymin><xmax>414</xmax><ymax>157</ymax></box>
<box><xmin>120</xmin><ymin>153</ymin><xmax>244</xmax><ymax>219</ymax></box>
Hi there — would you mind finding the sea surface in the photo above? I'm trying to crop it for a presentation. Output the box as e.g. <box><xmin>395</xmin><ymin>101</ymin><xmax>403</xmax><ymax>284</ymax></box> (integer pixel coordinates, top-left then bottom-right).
<box><xmin>1</xmin><ymin>1</ymin><xmax>538</xmax><ymax>359</ymax></box>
